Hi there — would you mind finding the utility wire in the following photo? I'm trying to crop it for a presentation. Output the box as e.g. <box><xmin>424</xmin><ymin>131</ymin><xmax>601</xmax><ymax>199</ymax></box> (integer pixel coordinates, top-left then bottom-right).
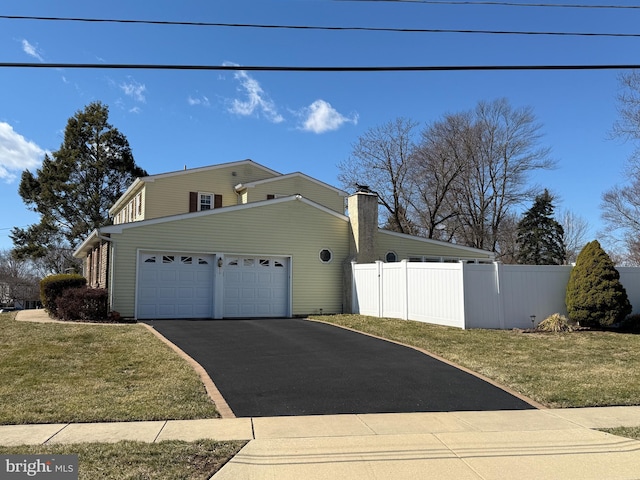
<box><xmin>1</xmin><ymin>15</ymin><xmax>640</xmax><ymax>38</ymax></box>
<box><xmin>338</xmin><ymin>0</ymin><xmax>640</xmax><ymax>9</ymax></box>
<box><xmin>2</xmin><ymin>62</ymin><xmax>640</xmax><ymax>72</ymax></box>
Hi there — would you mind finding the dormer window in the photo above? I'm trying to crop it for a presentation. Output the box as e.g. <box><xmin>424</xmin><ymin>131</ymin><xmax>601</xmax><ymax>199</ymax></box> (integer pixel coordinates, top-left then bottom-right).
<box><xmin>189</xmin><ymin>192</ymin><xmax>222</xmax><ymax>212</ymax></box>
<box><xmin>199</xmin><ymin>193</ymin><xmax>213</xmax><ymax>211</ymax></box>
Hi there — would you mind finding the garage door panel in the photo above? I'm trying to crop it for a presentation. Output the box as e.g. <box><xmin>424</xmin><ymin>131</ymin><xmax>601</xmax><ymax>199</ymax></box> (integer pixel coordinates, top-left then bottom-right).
<box><xmin>137</xmin><ymin>252</ymin><xmax>214</xmax><ymax>319</ymax></box>
<box><xmin>241</xmin><ymin>272</ymin><xmax>257</xmax><ymax>283</ymax></box>
<box><xmin>223</xmin><ymin>256</ymin><xmax>289</xmax><ymax>318</ymax></box>
<box><xmin>272</xmin><ymin>288</ymin><xmax>287</xmax><ymax>300</ymax></box>
<box><xmin>257</xmin><ymin>288</ymin><xmax>272</xmax><ymax>300</ymax></box>
<box><xmin>140</xmin><ymin>270</ymin><xmax>157</xmax><ymax>282</ymax></box>
<box><xmin>159</xmin><ymin>271</ymin><xmax>178</xmax><ymax>282</ymax></box>
<box><xmin>225</xmin><ymin>288</ymin><xmax>240</xmax><ymax>300</ymax></box>
<box><xmin>179</xmin><ymin>271</ymin><xmax>195</xmax><ymax>282</ymax></box>
<box><xmin>195</xmin><ymin>271</ymin><xmax>210</xmax><ymax>282</ymax></box>
<box><xmin>195</xmin><ymin>287</ymin><xmax>210</xmax><ymax>299</ymax></box>
<box><xmin>177</xmin><ymin>288</ymin><xmax>194</xmax><ymax>299</ymax></box>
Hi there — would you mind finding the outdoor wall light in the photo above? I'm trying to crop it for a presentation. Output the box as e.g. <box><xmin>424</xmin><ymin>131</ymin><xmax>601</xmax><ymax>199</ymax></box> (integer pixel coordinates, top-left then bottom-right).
<box><xmin>217</xmin><ymin>257</ymin><xmax>223</xmax><ymax>268</ymax></box>
<box><xmin>530</xmin><ymin>315</ymin><xmax>536</xmax><ymax>328</ymax></box>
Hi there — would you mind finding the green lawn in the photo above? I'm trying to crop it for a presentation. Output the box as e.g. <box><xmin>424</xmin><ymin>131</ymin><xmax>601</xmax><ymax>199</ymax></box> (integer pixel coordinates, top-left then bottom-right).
<box><xmin>3</xmin><ymin>310</ymin><xmax>640</xmax><ymax>478</ymax></box>
<box><xmin>601</xmin><ymin>427</ymin><xmax>640</xmax><ymax>441</ymax></box>
<box><xmin>311</xmin><ymin>314</ymin><xmax>640</xmax><ymax>408</ymax></box>
<box><xmin>0</xmin><ymin>312</ymin><xmax>219</xmax><ymax>424</ymax></box>
<box><xmin>0</xmin><ymin>440</ymin><xmax>245</xmax><ymax>479</ymax></box>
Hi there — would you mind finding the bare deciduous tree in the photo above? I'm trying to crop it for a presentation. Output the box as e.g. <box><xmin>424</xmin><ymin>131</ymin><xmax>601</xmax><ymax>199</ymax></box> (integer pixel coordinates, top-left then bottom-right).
<box><xmin>450</xmin><ymin>99</ymin><xmax>554</xmax><ymax>251</ymax></box>
<box><xmin>558</xmin><ymin>209</ymin><xmax>590</xmax><ymax>264</ymax></box>
<box><xmin>414</xmin><ymin>99</ymin><xmax>554</xmax><ymax>252</ymax></box>
<box><xmin>410</xmin><ymin>112</ymin><xmax>472</xmax><ymax>240</ymax></box>
<box><xmin>0</xmin><ymin>250</ymin><xmax>40</xmax><ymax>308</ymax></box>
<box><xmin>602</xmin><ymin>71</ymin><xmax>640</xmax><ymax>262</ymax></box>
<box><xmin>338</xmin><ymin>99</ymin><xmax>554</xmax><ymax>255</ymax></box>
<box><xmin>338</xmin><ymin>117</ymin><xmax>419</xmax><ymax>234</ymax></box>
<box><xmin>613</xmin><ymin>70</ymin><xmax>640</xmax><ymax>142</ymax></box>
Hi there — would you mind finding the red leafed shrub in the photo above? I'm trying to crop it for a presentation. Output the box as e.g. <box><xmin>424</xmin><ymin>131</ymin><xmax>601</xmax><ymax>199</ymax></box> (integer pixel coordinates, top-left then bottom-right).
<box><xmin>40</xmin><ymin>274</ymin><xmax>87</xmax><ymax>318</ymax></box>
<box><xmin>55</xmin><ymin>287</ymin><xmax>109</xmax><ymax>322</ymax></box>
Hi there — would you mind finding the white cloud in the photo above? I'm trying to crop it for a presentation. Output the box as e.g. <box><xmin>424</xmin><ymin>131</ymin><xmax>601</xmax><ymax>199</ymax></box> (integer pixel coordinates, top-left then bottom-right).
<box><xmin>187</xmin><ymin>95</ymin><xmax>210</xmax><ymax>107</ymax></box>
<box><xmin>22</xmin><ymin>39</ymin><xmax>43</xmax><ymax>61</ymax></box>
<box><xmin>299</xmin><ymin>100</ymin><xmax>358</xmax><ymax>134</ymax></box>
<box><xmin>0</xmin><ymin>123</ymin><xmax>45</xmax><ymax>182</ymax></box>
<box><xmin>120</xmin><ymin>79</ymin><xmax>146</xmax><ymax>102</ymax></box>
<box><xmin>225</xmin><ymin>63</ymin><xmax>284</xmax><ymax>123</ymax></box>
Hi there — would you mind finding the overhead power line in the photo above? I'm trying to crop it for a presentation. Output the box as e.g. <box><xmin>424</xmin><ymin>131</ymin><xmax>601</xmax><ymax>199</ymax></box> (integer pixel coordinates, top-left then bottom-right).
<box><xmin>338</xmin><ymin>0</ymin><xmax>640</xmax><ymax>9</ymax></box>
<box><xmin>1</xmin><ymin>15</ymin><xmax>640</xmax><ymax>38</ymax></box>
<box><xmin>2</xmin><ymin>62</ymin><xmax>640</xmax><ymax>72</ymax></box>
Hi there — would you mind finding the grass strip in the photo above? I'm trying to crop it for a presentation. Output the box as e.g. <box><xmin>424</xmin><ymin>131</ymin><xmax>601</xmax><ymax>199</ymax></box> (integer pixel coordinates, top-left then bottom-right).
<box><xmin>312</xmin><ymin>314</ymin><xmax>640</xmax><ymax>408</ymax></box>
<box><xmin>0</xmin><ymin>312</ymin><xmax>219</xmax><ymax>424</ymax></box>
<box><xmin>0</xmin><ymin>440</ymin><xmax>245</xmax><ymax>479</ymax></box>
<box><xmin>600</xmin><ymin>427</ymin><xmax>640</xmax><ymax>441</ymax></box>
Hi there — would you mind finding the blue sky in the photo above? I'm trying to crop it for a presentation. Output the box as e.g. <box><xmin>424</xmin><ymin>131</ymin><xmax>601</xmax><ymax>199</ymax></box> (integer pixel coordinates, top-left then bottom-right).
<box><xmin>1</xmin><ymin>0</ymin><xmax>638</xmax><ymax>251</ymax></box>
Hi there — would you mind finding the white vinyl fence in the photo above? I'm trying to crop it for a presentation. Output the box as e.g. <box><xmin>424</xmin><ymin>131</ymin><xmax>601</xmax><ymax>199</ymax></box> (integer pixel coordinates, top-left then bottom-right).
<box><xmin>351</xmin><ymin>261</ymin><xmax>640</xmax><ymax>329</ymax></box>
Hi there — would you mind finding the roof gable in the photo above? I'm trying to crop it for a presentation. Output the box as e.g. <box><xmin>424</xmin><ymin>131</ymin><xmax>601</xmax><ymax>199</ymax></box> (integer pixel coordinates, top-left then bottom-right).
<box><xmin>235</xmin><ymin>172</ymin><xmax>347</xmax><ymax>196</ymax></box>
<box><xmin>142</xmin><ymin>159</ymin><xmax>280</xmax><ymax>183</ymax></box>
<box><xmin>110</xmin><ymin>159</ymin><xmax>280</xmax><ymax>214</ymax></box>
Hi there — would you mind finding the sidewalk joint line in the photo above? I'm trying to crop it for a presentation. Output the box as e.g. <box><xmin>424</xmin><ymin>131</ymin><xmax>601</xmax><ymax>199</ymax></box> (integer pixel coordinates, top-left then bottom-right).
<box><xmin>43</xmin><ymin>423</ymin><xmax>70</xmax><ymax>445</ymax></box>
<box><xmin>251</xmin><ymin>418</ymin><xmax>256</xmax><ymax>439</ymax></box>
<box><xmin>153</xmin><ymin>420</ymin><xmax>168</xmax><ymax>443</ymax></box>
<box><xmin>354</xmin><ymin>414</ymin><xmax>379</xmax><ymax>435</ymax></box>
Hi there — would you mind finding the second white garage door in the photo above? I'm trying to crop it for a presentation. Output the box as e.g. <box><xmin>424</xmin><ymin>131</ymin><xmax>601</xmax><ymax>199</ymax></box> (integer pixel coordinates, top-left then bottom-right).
<box><xmin>223</xmin><ymin>255</ymin><xmax>289</xmax><ymax>318</ymax></box>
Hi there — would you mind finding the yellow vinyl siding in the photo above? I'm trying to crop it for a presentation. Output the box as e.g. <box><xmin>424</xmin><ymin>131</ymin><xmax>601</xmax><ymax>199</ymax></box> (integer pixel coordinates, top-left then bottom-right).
<box><xmin>144</xmin><ymin>164</ymin><xmax>278</xmax><ymax>220</ymax></box>
<box><xmin>376</xmin><ymin>230</ymin><xmax>494</xmax><ymax>262</ymax></box>
<box><xmin>108</xmin><ymin>200</ymin><xmax>349</xmax><ymax>317</ymax></box>
<box><xmin>245</xmin><ymin>176</ymin><xmax>345</xmax><ymax>213</ymax></box>
<box><xmin>112</xmin><ymin>185</ymin><xmax>145</xmax><ymax>225</ymax></box>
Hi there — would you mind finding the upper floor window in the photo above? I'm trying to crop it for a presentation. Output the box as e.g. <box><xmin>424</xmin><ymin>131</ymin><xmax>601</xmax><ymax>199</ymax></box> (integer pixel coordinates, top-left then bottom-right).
<box><xmin>199</xmin><ymin>193</ymin><xmax>213</xmax><ymax>211</ymax></box>
<box><xmin>189</xmin><ymin>191</ymin><xmax>222</xmax><ymax>212</ymax></box>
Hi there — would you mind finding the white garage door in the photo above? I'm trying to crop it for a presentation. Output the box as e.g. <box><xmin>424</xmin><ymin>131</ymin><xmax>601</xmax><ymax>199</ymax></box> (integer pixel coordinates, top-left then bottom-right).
<box><xmin>223</xmin><ymin>255</ymin><xmax>289</xmax><ymax>318</ymax></box>
<box><xmin>137</xmin><ymin>252</ymin><xmax>214</xmax><ymax>319</ymax></box>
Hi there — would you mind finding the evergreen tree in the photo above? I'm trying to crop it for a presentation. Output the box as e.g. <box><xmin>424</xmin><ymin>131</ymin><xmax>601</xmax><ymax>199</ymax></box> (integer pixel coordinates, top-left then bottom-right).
<box><xmin>566</xmin><ymin>240</ymin><xmax>632</xmax><ymax>327</ymax></box>
<box><xmin>11</xmin><ymin>102</ymin><xmax>147</xmax><ymax>265</ymax></box>
<box><xmin>516</xmin><ymin>189</ymin><xmax>566</xmax><ymax>265</ymax></box>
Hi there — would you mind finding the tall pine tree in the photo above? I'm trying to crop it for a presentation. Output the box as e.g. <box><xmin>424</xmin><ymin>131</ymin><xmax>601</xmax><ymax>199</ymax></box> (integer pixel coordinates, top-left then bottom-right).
<box><xmin>11</xmin><ymin>102</ymin><xmax>147</xmax><ymax>269</ymax></box>
<box><xmin>516</xmin><ymin>189</ymin><xmax>566</xmax><ymax>265</ymax></box>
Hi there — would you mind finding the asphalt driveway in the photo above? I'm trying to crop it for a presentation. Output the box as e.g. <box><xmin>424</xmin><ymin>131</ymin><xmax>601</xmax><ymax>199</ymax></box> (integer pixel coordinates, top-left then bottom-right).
<box><xmin>147</xmin><ymin>318</ymin><xmax>535</xmax><ymax>417</ymax></box>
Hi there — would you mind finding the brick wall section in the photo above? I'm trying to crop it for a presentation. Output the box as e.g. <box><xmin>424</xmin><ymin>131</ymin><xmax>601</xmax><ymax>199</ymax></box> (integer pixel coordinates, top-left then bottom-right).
<box><xmin>86</xmin><ymin>239</ymin><xmax>110</xmax><ymax>289</ymax></box>
<box><xmin>99</xmin><ymin>240</ymin><xmax>109</xmax><ymax>288</ymax></box>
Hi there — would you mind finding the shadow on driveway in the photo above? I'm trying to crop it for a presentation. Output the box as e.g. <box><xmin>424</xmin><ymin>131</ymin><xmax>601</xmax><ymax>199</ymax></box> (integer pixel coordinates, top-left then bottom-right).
<box><xmin>145</xmin><ymin>318</ymin><xmax>536</xmax><ymax>417</ymax></box>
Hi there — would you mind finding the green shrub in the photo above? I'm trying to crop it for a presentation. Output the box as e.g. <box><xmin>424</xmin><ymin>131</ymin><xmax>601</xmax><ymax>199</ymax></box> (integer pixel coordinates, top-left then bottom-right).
<box><xmin>565</xmin><ymin>240</ymin><xmax>632</xmax><ymax>327</ymax></box>
<box><xmin>40</xmin><ymin>274</ymin><xmax>87</xmax><ymax>318</ymax></box>
<box><xmin>55</xmin><ymin>287</ymin><xmax>109</xmax><ymax>321</ymax></box>
<box><xmin>537</xmin><ymin>313</ymin><xmax>576</xmax><ymax>332</ymax></box>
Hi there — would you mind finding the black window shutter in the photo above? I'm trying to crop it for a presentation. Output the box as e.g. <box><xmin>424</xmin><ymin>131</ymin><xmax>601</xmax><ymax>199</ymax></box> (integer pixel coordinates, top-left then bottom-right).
<box><xmin>214</xmin><ymin>194</ymin><xmax>223</xmax><ymax>209</ymax></box>
<box><xmin>189</xmin><ymin>192</ymin><xmax>198</xmax><ymax>212</ymax></box>
<box><xmin>267</xmin><ymin>194</ymin><xmax>275</xmax><ymax>200</ymax></box>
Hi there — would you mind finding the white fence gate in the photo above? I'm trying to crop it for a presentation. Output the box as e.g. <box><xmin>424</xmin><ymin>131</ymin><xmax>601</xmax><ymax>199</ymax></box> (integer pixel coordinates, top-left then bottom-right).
<box><xmin>351</xmin><ymin>261</ymin><xmax>640</xmax><ymax>329</ymax></box>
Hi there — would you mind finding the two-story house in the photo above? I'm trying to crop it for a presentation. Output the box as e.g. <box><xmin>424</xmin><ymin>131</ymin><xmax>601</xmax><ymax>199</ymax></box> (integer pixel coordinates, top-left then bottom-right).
<box><xmin>73</xmin><ymin>159</ymin><xmax>494</xmax><ymax>320</ymax></box>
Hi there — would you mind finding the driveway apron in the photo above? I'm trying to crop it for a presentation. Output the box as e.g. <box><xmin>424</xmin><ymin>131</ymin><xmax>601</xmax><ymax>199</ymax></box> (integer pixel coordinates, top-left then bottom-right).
<box><xmin>146</xmin><ymin>319</ymin><xmax>535</xmax><ymax>417</ymax></box>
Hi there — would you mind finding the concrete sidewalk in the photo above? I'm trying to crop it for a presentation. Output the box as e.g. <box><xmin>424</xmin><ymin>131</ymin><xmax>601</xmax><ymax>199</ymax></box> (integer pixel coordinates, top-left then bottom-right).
<box><xmin>2</xmin><ymin>407</ymin><xmax>640</xmax><ymax>479</ymax></box>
